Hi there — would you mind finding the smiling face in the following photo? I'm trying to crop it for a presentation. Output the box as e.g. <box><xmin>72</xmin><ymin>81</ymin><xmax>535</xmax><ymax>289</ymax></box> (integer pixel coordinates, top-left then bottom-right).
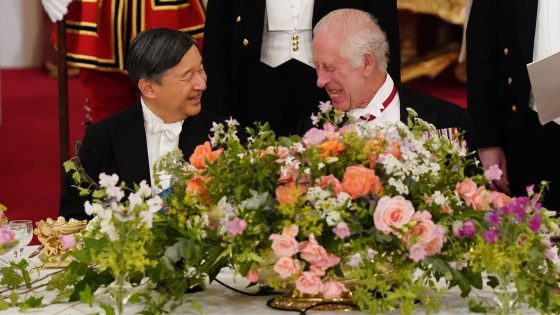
<box><xmin>312</xmin><ymin>32</ymin><xmax>372</xmax><ymax>111</ymax></box>
<box><xmin>141</xmin><ymin>46</ymin><xmax>207</xmax><ymax>123</ymax></box>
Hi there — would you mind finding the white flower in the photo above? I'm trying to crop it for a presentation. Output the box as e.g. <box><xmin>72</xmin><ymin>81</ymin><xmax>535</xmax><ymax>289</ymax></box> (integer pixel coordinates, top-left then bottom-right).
<box><xmin>367</xmin><ymin>248</ymin><xmax>378</xmax><ymax>260</ymax></box>
<box><xmin>431</xmin><ymin>191</ymin><xmax>446</xmax><ymax>206</ymax></box>
<box><xmin>147</xmin><ymin>195</ymin><xmax>163</xmax><ymax>214</ymax></box>
<box><xmin>318</xmin><ymin>100</ymin><xmax>332</xmax><ymax>113</ymax></box>
<box><xmin>84</xmin><ymin>201</ymin><xmax>103</xmax><ymax>216</ymax></box>
<box><xmin>99</xmin><ymin>173</ymin><xmax>119</xmax><ymax>188</ymax></box>
<box><xmin>347</xmin><ymin>253</ymin><xmax>363</xmax><ymax>267</ymax></box>
<box><xmin>106</xmin><ymin>185</ymin><xmax>125</xmax><ymax>202</ymax></box>
<box><xmin>137</xmin><ymin>180</ymin><xmax>152</xmax><ymax>197</ymax></box>
<box><xmin>318</xmin><ymin>162</ymin><xmax>325</xmax><ymax>170</ymax></box>
<box><xmin>128</xmin><ymin>192</ymin><xmax>143</xmax><ymax>209</ymax></box>
<box><xmin>225</xmin><ymin>117</ymin><xmax>239</xmax><ymax>127</ymax></box>
<box><xmin>311</xmin><ymin>113</ymin><xmax>319</xmax><ymax>126</ymax></box>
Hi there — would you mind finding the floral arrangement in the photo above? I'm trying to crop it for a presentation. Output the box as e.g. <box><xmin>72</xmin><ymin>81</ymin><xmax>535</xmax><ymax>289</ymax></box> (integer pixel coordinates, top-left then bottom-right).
<box><xmin>0</xmin><ymin>203</ymin><xmax>18</xmax><ymax>255</ymax></box>
<box><xmin>153</xmin><ymin>105</ymin><xmax>560</xmax><ymax>314</ymax></box>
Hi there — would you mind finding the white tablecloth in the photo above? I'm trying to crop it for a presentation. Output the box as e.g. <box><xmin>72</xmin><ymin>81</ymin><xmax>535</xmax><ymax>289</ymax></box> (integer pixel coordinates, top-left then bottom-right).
<box><xmin>0</xmin><ymin>246</ymin><xmax>539</xmax><ymax>314</ymax></box>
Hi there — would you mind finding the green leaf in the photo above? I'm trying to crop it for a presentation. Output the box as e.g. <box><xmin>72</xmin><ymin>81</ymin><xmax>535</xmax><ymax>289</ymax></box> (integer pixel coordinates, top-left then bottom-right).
<box><xmin>0</xmin><ymin>266</ymin><xmax>24</xmax><ymax>288</ymax></box>
<box><xmin>468</xmin><ymin>299</ymin><xmax>490</xmax><ymax>313</ymax></box>
<box><xmin>99</xmin><ymin>303</ymin><xmax>116</xmax><ymax>315</ymax></box>
<box><xmin>63</xmin><ymin>160</ymin><xmax>78</xmax><ymax>172</ymax></box>
<box><xmin>72</xmin><ymin>172</ymin><xmax>82</xmax><ymax>184</ymax></box>
<box><xmin>79</xmin><ymin>285</ymin><xmax>94</xmax><ymax>306</ymax></box>
<box><xmin>9</xmin><ymin>292</ymin><xmax>18</xmax><ymax>305</ymax></box>
<box><xmin>0</xmin><ymin>299</ymin><xmax>9</xmax><ymax>310</ymax></box>
<box><xmin>191</xmin><ymin>300</ymin><xmax>203</xmax><ymax>313</ymax></box>
<box><xmin>19</xmin><ymin>296</ymin><xmax>44</xmax><ymax>311</ymax></box>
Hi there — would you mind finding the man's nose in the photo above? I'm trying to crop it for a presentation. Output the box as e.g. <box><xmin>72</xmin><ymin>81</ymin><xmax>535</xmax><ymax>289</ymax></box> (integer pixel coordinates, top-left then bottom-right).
<box><xmin>195</xmin><ymin>72</ymin><xmax>207</xmax><ymax>90</ymax></box>
<box><xmin>316</xmin><ymin>70</ymin><xmax>328</xmax><ymax>88</ymax></box>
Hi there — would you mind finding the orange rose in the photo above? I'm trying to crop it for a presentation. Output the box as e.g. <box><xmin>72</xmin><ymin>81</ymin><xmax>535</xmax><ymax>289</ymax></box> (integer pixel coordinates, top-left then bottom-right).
<box><xmin>275</xmin><ymin>182</ymin><xmax>305</xmax><ymax>205</ymax></box>
<box><xmin>189</xmin><ymin>141</ymin><xmax>223</xmax><ymax>169</ymax></box>
<box><xmin>455</xmin><ymin>179</ymin><xmax>478</xmax><ymax>204</ymax></box>
<box><xmin>469</xmin><ymin>186</ymin><xmax>492</xmax><ymax>211</ymax></box>
<box><xmin>342</xmin><ymin>165</ymin><xmax>382</xmax><ymax>199</ymax></box>
<box><xmin>186</xmin><ymin>176</ymin><xmax>210</xmax><ymax>203</ymax></box>
<box><xmin>318</xmin><ymin>140</ymin><xmax>345</xmax><ymax>158</ymax></box>
<box><xmin>389</xmin><ymin>142</ymin><xmax>401</xmax><ymax>159</ymax></box>
<box><xmin>368</xmin><ymin>152</ymin><xmax>378</xmax><ymax>169</ymax></box>
<box><xmin>489</xmin><ymin>191</ymin><xmax>513</xmax><ymax>209</ymax></box>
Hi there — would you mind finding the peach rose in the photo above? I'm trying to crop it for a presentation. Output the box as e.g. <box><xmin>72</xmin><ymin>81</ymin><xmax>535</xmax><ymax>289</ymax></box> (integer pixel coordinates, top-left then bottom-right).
<box><xmin>186</xmin><ymin>176</ymin><xmax>210</xmax><ymax>203</ymax></box>
<box><xmin>424</xmin><ymin>232</ymin><xmax>445</xmax><ymax>256</ymax></box>
<box><xmin>282</xmin><ymin>224</ymin><xmax>299</xmax><ymax>238</ymax></box>
<box><xmin>189</xmin><ymin>141</ymin><xmax>223</xmax><ymax>169</ymax></box>
<box><xmin>389</xmin><ymin>142</ymin><xmax>401</xmax><ymax>159</ymax></box>
<box><xmin>489</xmin><ymin>191</ymin><xmax>513</xmax><ymax>209</ymax></box>
<box><xmin>274</xmin><ymin>257</ymin><xmax>301</xmax><ymax>279</ymax></box>
<box><xmin>373</xmin><ymin>196</ymin><xmax>415</xmax><ymax>235</ymax></box>
<box><xmin>318</xmin><ymin>140</ymin><xmax>345</xmax><ymax>158</ymax></box>
<box><xmin>309</xmin><ymin>265</ymin><xmax>326</xmax><ymax>277</ymax></box>
<box><xmin>322</xmin><ymin>280</ymin><xmax>348</xmax><ymax>299</ymax></box>
<box><xmin>316</xmin><ymin>175</ymin><xmax>343</xmax><ymax>196</ymax></box>
<box><xmin>246</xmin><ymin>269</ymin><xmax>259</xmax><ymax>283</ymax></box>
<box><xmin>368</xmin><ymin>152</ymin><xmax>378</xmax><ymax>169</ymax></box>
<box><xmin>469</xmin><ymin>186</ymin><xmax>492</xmax><ymax>211</ymax></box>
<box><xmin>295</xmin><ymin>272</ymin><xmax>324</xmax><ymax>295</ymax></box>
<box><xmin>342</xmin><ymin>165</ymin><xmax>382</xmax><ymax>199</ymax></box>
<box><xmin>269</xmin><ymin>233</ymin><xmax>299</xmax><ymax>257</ymax></box>
<box><xmin>455</xmin><ymin>179</ymin><xmax>478</xmax><ymax>204</ymax></box>
<box><xmin>275</xmin><ymin>182</ymin><xmax>305</xmax><ymax>205</ymax></box>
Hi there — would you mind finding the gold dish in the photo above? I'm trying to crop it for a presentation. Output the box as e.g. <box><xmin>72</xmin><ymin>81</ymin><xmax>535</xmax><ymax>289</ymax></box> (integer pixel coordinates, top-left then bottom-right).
<box><xmin>34</xmin><ymin>216</ymin><xmax>87</xmax><ymax>259</ymax></box>
<box><xmin>267</xmin><ymin>291</ymin><xmax>357</xmax><ymax>312</ymax></box>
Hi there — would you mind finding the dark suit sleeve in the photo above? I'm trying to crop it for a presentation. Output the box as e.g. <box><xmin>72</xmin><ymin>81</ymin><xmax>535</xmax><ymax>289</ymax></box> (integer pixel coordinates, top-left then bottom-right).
<box><xmin>365</xmin><ymin>0</ymin><xmax>401</xmax><ymax>84</ymax></box>
<box><xmin>59</xmin><ymin>124</ymin><xmax>105</xmax><ymax>221</ymax></box>
<box><xmin>201</xmin><ymin>0</ymin><xmax>233</xmax><ymax>116</ymax></box>
<box><xmin>466</xmin><ymin>0</ymin><xmax>504</xmax><ymax>149</ymax></box>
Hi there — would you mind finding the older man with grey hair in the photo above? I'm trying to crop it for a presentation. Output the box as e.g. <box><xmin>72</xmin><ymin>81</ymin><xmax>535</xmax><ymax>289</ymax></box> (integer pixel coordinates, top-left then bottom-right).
<box><xmin>306</xmin><ymin>8</ymin><xmax>475</xmax><ymax>147</ymax></box>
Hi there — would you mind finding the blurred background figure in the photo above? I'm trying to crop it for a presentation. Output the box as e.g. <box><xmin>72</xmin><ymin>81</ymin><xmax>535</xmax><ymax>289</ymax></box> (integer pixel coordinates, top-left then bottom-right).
<box><xmin>202</xmin><ymin>0</ymin><xmax>401</xmax><ymax>137</ymax></box>
<box><xmin>467</xmin><ymin>0</ymin><xmax>560</xmax><ymax>210</ymax></box>
<box><xmin>41</xmin><ymin>0</ymin><xmax>206</xmax><ymax>124</ymax></box>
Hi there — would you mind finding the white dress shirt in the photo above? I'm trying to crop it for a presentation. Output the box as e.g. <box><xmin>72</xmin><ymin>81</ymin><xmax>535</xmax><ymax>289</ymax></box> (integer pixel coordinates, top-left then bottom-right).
<box><xmin>260</xmin><ymin>0</ymin><xmax>314</xmax><ymax>68</ymax></box>
<box><xmin>348</xmin><ymin>73</ymin><xmax>401</xmax><ymax>126</ymax></box>
<box><xmin>530</xmin><ymin>0</ymin><xmax>560</xmax><ymax>124</ymax></box>
<box><xmin>141</xmin><ymin>99</ymin><xmax>183</xmax><ymax>190</ymax></box>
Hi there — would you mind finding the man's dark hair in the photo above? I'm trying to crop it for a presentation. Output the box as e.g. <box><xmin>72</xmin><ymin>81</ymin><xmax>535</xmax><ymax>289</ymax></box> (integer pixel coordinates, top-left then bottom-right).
<box><xmin>126</xmin><ymin>27</ymin><xmax>197</xmax><ymax>85</ymax></box>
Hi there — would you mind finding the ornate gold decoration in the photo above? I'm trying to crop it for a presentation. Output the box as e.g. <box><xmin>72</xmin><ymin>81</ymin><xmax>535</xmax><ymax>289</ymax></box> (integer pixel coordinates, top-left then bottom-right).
<box><xmin>34</xmin><ymin>217</ymin><xmax>87</xmax><ymax>260</ymax></box>
<box><xmin>397</xmin><ymin>0</ymin><xmax>467</xmax><ymax>25</ymax></box>
<box><xmin>267</xmin><ymin>289</ymin><xmax>357</xmax><ymax>312</ymax></box>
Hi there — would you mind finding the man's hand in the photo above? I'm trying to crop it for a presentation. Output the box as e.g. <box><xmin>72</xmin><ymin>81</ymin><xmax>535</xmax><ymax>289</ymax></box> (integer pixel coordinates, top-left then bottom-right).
<box><xmin>478</xmin><ymin>146</ymin><xmax>511</xmax><ymax>194</ymax></box>
<box><xmin>41</xmin><ymin>0</ymin><xmax>72</xmax><ymax>23</ymax></box>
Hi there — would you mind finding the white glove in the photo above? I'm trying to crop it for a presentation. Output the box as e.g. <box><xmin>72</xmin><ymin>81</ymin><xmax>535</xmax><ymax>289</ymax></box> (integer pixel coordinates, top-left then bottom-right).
<box><xmin>41</xmin><ymin>0</ymin><xmax>73</xmax><ymax>22</ymax></box>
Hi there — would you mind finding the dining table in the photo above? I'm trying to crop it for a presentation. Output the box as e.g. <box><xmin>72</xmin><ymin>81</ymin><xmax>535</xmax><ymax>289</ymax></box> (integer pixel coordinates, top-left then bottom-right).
<box><xmin>0</xmin><ymin>246</ymin><xmax>540</xmax><ymax>315</ymax></box>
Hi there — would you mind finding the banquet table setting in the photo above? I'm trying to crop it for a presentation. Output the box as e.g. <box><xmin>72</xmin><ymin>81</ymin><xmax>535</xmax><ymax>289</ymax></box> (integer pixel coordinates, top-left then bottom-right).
<box><xmin>0</xmin><ymin>247</ymin><xmax>543</xmax><ymax>315</ymax></box>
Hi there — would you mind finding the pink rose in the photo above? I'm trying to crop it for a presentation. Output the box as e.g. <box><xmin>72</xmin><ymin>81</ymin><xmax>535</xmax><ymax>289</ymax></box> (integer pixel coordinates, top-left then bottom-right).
<box><xmin>403</xmin><ymin>218</ymin><xmax>436</xmax><ymax>246</ymax></box>
<box><xmin>455</xmin><ymin>179</ymin><xmax>478</xmax><ymax>204</ymax></box>
<box><xmin>295</xmin><ymin>272</ymin><xmax>324</xmax><ymax>295</ymax></box>
<box><xmin>322</xmin><ymin>280</ymin><xmax>347</xmax><ymax>299</ymax></box>
<box><xmin>274</xmin><ymin>257</ymin><xmax>301</xmax><ymax>279</ymax></box>
<box><xmin>228</xmin><ymin>218</ymin><xmax>248</xmax><ymax>236</ymax></box>
<box><xmin>316</xmin><ymin>175</ymin><xmax>343</xmax><ymax>196</ymax></box>
<box><xmin>332</xmin><ymin>222</ymin><xmax>351</xmax><ymax>240</ymax></box>
<box><xmin>303</xmin><ymin>128</ymin><xmax>327</xmax><ymax>146</ymax></box>
<box><xmin>373</xmin><ymin>196</ymin><xmax>415</xmax><ymax>235</ymax></box>
<box><xmin>246</xmin><ymin>269</ymin><xmax>259</xmax><ymax>283</ymax></box>
<box><xmin>484</xmin><ymin>164</ymin><xmax>502</xmax><ymax>181</ymax></box>
<box><xmin>408</xmin><ymin>243</ymin><xmax>426</xmax><ymax>262</ymax></box>
<box><xmin>61</xmin><ymin>234</ymin><xmax>77</xmax><ymax>250</ymax></box>
<box><xmin>269</xmin><ymin>233</ymin><xmax>299</xmax><ymax>257</ymax></box>
<box><xmin>309</xmin><ymin>265</ymin><xmax>326</xmax><ymax>277</ymax></box>
<box><xmin>299</xmin><ymin>239</ymin><xmax>328</xmax><ymax>264</ymax></box>
<box><xmin>278</xmin><ymin>164</ymin><xmax>299</xmax><ymax>184</ymax></box>
<box><xmin>313</xmin><ymin>253</ymin><xmax>341</xmax><ymax>269</ymax></box>
<box><xmin>0</xmin><ymin>227</ymin><xmax>15</xmax><ymax>244</ymax></box>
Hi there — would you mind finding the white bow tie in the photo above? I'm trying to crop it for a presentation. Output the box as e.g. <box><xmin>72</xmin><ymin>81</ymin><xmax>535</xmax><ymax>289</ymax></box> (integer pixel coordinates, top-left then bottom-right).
<box><xmin>146</xmin><ymin>120</ymin><xmax>182</xmax><ymax>141</ymax></box>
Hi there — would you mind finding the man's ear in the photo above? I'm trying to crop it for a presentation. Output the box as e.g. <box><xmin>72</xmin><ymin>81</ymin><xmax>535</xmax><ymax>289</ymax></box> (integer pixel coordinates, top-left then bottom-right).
<box><xmin>138</xmin><ymin>79</ymin><xmax>156</xmax><ymax>99</ymax></box>
<box><xmin>362</xmin><ymin>52</ymin><xmax>376</xmax><ymax>76</ymax></box>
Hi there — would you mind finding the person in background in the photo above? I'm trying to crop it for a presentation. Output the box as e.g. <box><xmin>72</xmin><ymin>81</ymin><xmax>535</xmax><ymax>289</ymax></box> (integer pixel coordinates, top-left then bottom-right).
<box><xmin>304</xmin><ymin>8</ymin><xmax>474</xmax><ymax>147</ymax></box>
<box><xmin>60</xmin><ymin>28</ymin><xmax>222</xmax><ymax>220</ymax></box>
<box><xmin>466</xmin><ymin>0</ymin><xmax>560</xmax><ymax>210</ymax></box>
<box><xmin>202</xmin><ymin>0</ymin><xmax>401</xmax><ymax>137</ymax></box>
<box><xmin>41</xmin><ymin>0</ymin><xmax>206</xmax><ymax>123</ymax></box>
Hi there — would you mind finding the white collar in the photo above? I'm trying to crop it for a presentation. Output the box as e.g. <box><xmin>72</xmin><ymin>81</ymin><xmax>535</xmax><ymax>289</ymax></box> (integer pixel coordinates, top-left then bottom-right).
<box><xmin>349</xmin><ymin>73</ymin><xmax>399</xmax><ymax>123</ymax></box>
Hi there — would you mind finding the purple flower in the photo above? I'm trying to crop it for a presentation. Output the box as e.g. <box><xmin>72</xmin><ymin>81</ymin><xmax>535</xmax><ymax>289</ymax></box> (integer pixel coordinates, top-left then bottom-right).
<box><xmin>454</xmin><ymin>227</ymin><xmax>463</xmax><ymax>238</ymax></box>
<box><xmin>526</xmin><ymin>184</ymin><xmax>535</xmax><ymax>196</ymax></box>
<box><xmin>483</xmin><ymin>230</ymin><xmax>501</xmax><ymax>244</ymax></box>
<box><xmin>528</xmin><ymin>214</ymin><xmax>542</xmax><ymax>232</ymax></box>
<box><xmin>462</xmin><ymin>220</ymin><xmax>477</xmax><ymax>238</ymax></box>
<box><xmin>485</xmin><ymin>211</ymin><xmax>501</xmax><ymax>228</ymax></box>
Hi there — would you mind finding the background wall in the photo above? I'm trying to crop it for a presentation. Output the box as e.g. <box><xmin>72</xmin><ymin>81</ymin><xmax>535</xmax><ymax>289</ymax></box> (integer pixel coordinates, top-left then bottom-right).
<box><xmin>0</xmin><ymin>0</ymin><xmax>44</xmax><ymax>68</ymax></box>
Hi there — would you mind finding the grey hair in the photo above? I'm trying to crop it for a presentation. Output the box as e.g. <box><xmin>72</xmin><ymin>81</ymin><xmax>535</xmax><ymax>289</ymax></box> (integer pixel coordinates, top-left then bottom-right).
<box><xmin>313</xmin><ymin>9</ymin><xmax>388</xmax><ymax>71</ymax></box>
